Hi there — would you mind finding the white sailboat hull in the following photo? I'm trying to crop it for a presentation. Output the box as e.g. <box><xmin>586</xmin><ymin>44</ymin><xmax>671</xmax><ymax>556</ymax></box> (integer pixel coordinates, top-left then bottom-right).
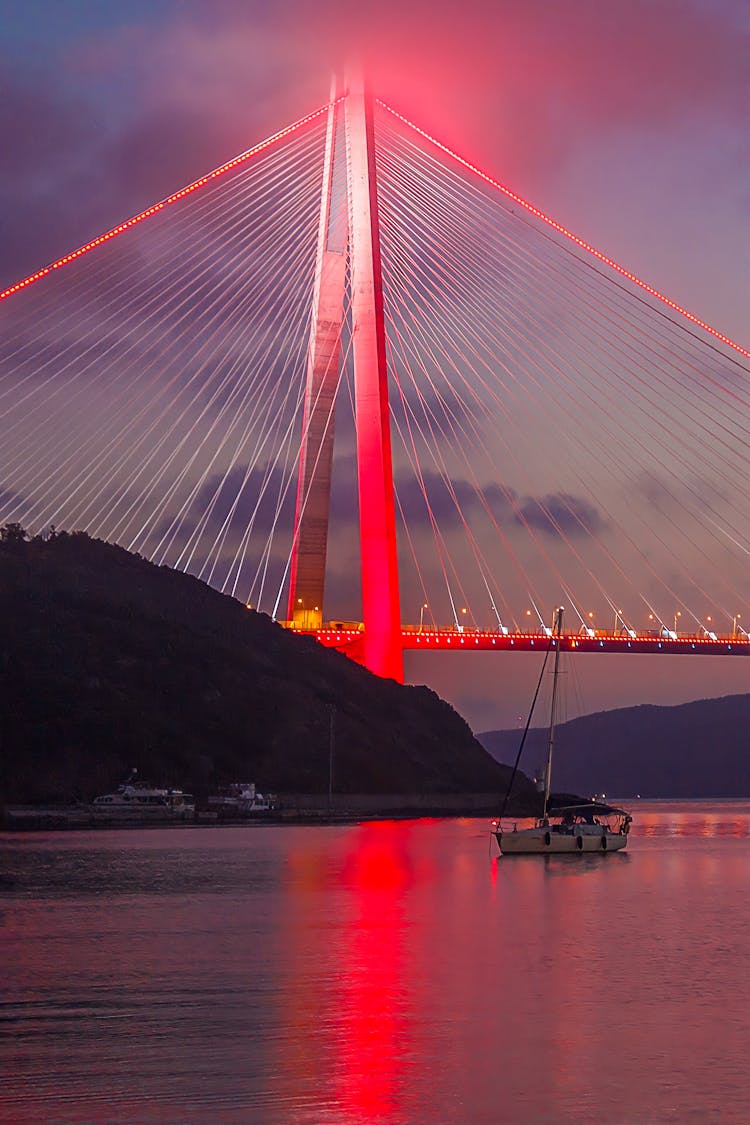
<box><xmin>496</xmin><ymin>826</ymin><xmax>628</xmax><ymax>854</ymax></box>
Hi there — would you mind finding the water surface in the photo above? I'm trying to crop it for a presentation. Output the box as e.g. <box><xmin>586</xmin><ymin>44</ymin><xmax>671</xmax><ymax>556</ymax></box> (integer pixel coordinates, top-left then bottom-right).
<box><xmin>2</xmin><ymin>802</ymin><xmax>750</xmax><ymax>1123</ymax></box>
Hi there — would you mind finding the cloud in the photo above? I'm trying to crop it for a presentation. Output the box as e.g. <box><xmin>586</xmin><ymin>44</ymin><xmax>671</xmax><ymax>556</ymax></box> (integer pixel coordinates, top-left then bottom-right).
<box><xmin>0</xmin><ymin>0</ymin><xmax>747</xmax><ymax>306</ymax></box>
<box><xmin>516</xmin><ymin>491</ymin><xmax>605</xmax><ymax>537</ymax></box>
<box><xmin>389</xmin><ymin>469</ymin><xmax>604</xmax><ymax>539</ymax></box>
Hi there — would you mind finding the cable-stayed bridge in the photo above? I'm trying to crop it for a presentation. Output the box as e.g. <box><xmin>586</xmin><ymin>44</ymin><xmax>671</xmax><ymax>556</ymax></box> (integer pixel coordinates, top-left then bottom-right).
<box><xmin>2</xmin><ymin>77</ymin><xmax>749</xmax><ymax>683</ymax></box>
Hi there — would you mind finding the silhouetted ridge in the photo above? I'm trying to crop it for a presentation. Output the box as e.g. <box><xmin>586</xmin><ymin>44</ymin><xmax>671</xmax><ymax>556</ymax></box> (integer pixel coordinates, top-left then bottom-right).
<box><xmin>0</xmin><ymin>529</ymin><xmax>531</xmax><ymax>806</ymax></box>
<box><xmin>480</xmin><ymin>695</ymin><xmax>750</xmax><ymax>798</ymax></box>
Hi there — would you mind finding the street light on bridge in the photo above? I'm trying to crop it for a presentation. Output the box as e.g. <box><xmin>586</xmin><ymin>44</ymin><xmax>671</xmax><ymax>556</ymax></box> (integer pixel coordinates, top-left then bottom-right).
<box><xmin>673</xmin><ymin>611</ymin><xmax>681</xmax><ymax>634</ymax></box>
<box><xmin>419</xmin><ymin>603</ymin><xmax>428</xmax><ymax>633</ymax></box>
<box><xmin>733</xmin><ymin>613</ymin><xmax>742</xmax><ymax>637</ymax></box>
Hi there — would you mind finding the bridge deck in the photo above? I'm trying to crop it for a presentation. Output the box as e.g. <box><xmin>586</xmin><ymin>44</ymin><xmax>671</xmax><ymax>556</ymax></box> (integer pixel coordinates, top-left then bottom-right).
<box><xmin>307</xmin><ymin>627</ymin><xmax>750</xmax><ymax>657</ymax></box>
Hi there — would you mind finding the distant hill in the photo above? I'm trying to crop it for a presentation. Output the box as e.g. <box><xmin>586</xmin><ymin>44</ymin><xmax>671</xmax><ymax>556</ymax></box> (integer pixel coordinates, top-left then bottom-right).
<box><xmin>479</xmin><ymin>694</ymin><xmax>750</xmax><ymax>798</ymax></box>
<box><xmin>0</xmin><ymin>527</ymin><xmax>536</xmax><ymax>809</ymax></box>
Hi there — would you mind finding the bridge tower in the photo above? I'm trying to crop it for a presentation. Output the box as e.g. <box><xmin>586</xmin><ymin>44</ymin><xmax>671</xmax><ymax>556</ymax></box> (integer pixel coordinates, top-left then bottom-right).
<box><xmin>287</xmin><ymin>74</ymin><xmax>404</xmax><ymax>681</ymax></box>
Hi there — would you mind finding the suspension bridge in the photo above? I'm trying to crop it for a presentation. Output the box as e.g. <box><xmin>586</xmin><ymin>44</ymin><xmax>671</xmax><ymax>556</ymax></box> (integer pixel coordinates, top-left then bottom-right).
<box><xmin>2</xmin><ymin>75</ymin><xmax>749</xmax><ymax>683</ymax></box>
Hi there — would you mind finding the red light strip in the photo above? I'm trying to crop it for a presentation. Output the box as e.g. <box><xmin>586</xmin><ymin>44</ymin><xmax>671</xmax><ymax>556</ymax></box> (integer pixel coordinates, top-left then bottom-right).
<box><xmin>378</xmin><ymin>100</ymin><xmax>750</xmax><ymax>362</ymax></box>
<box><xmin>0</xmin><ymin>101</ymin><xmax>338</xmax><ymax>305</ymax></box>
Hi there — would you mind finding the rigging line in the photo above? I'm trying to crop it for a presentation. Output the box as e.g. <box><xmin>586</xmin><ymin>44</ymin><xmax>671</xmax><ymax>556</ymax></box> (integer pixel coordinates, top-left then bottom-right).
<box><xmin>381</xmin><ymin>308</ymin><xmax>526</xmax><ymax>628</ymax></box>
<box><xmin>43</xmin><ymin>269</ymin><xmax>311</xmax><ymax>544</ymax></box>
<box><xmin>0</xmin><ymin>128</ymin><xmax>328</xmax><ymax>381</ymax></box>
<box><xmin>12</xmin><ymin>198</ymin><xmax>321</xmax><ymax>535</ymax></box>
<box><xmin>402</xmin><ymin>234</ymin><xmax>750</xmax><ymax>594</ymax></box>
<box><xmin>378</xmin><ymin>124</ymin><xmax>749</xmax><ymax>380</ymax></box>
<box><xmin>64</xmin><ymin>196</ymin><xmax>321</xmax><ymax>535</ymax></box>
<box><xmin>383</xmin><ymin>301</ymin><xmax>519</xmax><ymax>624</ymax></box>
<box><xmin>1</xmin><ymin>246</ymin><xmax>317</xmax><ymax>488</ymax></box>
<box><xmin>382</xmin><ymin>239</ymin><xmax>592</xmax><ymax>607</ymax></box>
<box><xmin>0</xmin><ymin>160</ymin><xmax>324</xmax><ymax>472</ymax></box>
<box><xmin>228</xmin><ymin>369</ymin><xmax>306</xmax><ymax>602</ymax></box>
<box><xmin>232</xmin><ymin>310</ymin><xmax>341</xmax><ymax>604</ymax></box>
<box><xmin>375</xmin><ymin>102</ymin><xmax>750</xmax><ymax>364</ymax></box>
<box><xmin>244</xmin><ymin>271</ymin><xmax>357</xmax><ymax>587</ymax></box>
<box><xmin>387</xmin><ymin>381</ymin><xmax>470</xmax><ymax>625</ymax></box>
<box><xmin>119</xmin><ymin>232</ymin><xmax>320</xmax><ymax>553</ymax></box>
<box><xmin>384</xmin><ymin>245</ymin><xmax>670</xmax><ymax>625</ymax></box>
<box><xmin>378</xmin><ymin>186</ymin><xmax>545</xmax><ymax>410</ymax></box>
<box><xmin>384</xmin><ymin>239</ymin><xmax>750</xmax><ymax>580</ymax></box>
<box><xmin>176</xmin><ymin>297</ymin><xmax>310</xmax><ymax>577</ymax></box>
<box><xmin>210</xmin><ymin>350</ymin><xmax>305</xmax><ymax>596</ymax></box>
<box><xmin>0</xmin><ymin>214</ymin><xmax>323</xmax><ymax>527</ymax></box>
<box><xmin>386</xmin><ymin>343</ymin><xmax>473</xmax><ymax>626</ymax></box>
<box><xmin>384</xmin><ymin>298</ymin><xmax>556</xmax><ymax>610</ymax></box>
<box><xmin>393</xmin><ymin>337</ymin><xmax>510</xmax><ymax>630</ymax></box>
<box><xmin>0</xmin><ymin>153</ymin><xmax>325</xmax><ymax>496</ymax></box>
<box><xmin>253</xmin><ymin>314</ymin><xmax>344</xmax><ymax>612</ymax></box>
<box><xmin>201</xmin><ymin>297</ymin><xmax>317</xmax><ymax>588</ymax></box>
<box><xmin>382</xmin><ymin>235</ymin><xmax>735</xmax><ymax>622</ymax></box>
<box><xmin>386</xmin><ymin>210</ymin><xmax>750</xmax><ymax>558</ymax></box>
<box><xmin>218</xmin><ymin>287</ymin><xmax>324</xmax><ymax>597</ymax></box>
<box><xmin>151</xmin><ymin>227</ymin><xmax>323</xmax><ymax>565</ymax></box>
<box><xmin>0</xmin><ymin>100</ymin><xmax>337</xmax><ymax>304</ymax></box>
<box><xmin>182</xmin><ymin>259</ymin><xmax>323</xmax><ymax>581</ymax></box>
<box><xmin>392</xmin><ymin>484</ymin><xmax>432</xmax><ymax>620</ymax></box>
<box><xmin>383</xmin><ymin>260</ymin><xmax>581</xmax><ymax>628</ymax></box>
<box><xmin>382</xmin><ymin>150</ymin><xmax>750</xmax><ymax>465</ymax></box>
<box><xmin>382</xmin><ymin>145</ymin><xmax>750</xmax><ymax>479</ymax></box>
<box><xmin>259</xmin><ymin>282</ymin><xmax>356</xmax><ymax>607</ymax></box>
<box><xmin>382</xmin><ymin>193</ymin><xmax>750</xmax><ymax>576</ymax></box>
<box><xmin>377</xmin><ymin>141</ymin><xmax>750</xmax><ymax>433</ymax></box>
<box><xmin>498</xmin><ymin>630</ymin><xmax>555</xmax><ymax>821</ymax></box>
<box><xmin>267</xmin><ymin>321</ymin><xmax>355</xmax><ymax>620</ymax></box>
<box><xmin>382</xmin><ymin>167</ymin><xmax>750</xmax><ymax>621</ymax></box>
<box><xmin>380</xmin><ymin>235</ymin><xmax>518</xmax><ymax>435</ymax></box>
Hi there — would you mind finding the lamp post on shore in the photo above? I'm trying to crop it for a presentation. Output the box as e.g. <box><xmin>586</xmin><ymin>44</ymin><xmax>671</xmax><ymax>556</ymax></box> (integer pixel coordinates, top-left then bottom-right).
<box><xmin>327</xmin><ymin>704</ymin><xmax>335</xmax><ymax>814</ymax></box>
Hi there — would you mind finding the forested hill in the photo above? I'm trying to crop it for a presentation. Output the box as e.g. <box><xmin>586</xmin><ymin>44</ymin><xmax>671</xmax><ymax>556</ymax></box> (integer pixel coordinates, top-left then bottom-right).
<box><xmin>0</xmin><ymin>528</ymin><xmax>532</xmax><ymax>806</ymax></box>
<box><xmin>480</xmin><ymin>693</ymin><xmax>750</xmax><ymax>798</ymax></box>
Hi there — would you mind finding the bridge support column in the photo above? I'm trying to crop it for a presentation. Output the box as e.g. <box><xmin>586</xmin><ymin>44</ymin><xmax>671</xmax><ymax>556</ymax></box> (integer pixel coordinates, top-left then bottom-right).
<box><xmin>287</xmin><ymin>83</ymin><xmax>347</xmax><ymax>630</ymax></box>
<box><xmin>345</xmin><ymin>73</ymin><xmax>404</xmax><ymax>681</ymax></box>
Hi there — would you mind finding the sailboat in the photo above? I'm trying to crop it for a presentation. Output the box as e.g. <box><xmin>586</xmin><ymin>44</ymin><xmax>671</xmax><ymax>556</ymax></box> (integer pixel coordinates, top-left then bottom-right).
<box><xmin>492</xmin><ymin>606</ymin><xmax>632</xmax><ymax>855</ymax></box>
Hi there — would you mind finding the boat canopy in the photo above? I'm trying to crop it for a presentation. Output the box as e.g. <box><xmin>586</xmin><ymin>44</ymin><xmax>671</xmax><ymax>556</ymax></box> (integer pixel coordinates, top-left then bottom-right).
<box><xmin>548</xmin><ymin>800</ymin><xmax>629</xmax><ymax>818</ymax></box>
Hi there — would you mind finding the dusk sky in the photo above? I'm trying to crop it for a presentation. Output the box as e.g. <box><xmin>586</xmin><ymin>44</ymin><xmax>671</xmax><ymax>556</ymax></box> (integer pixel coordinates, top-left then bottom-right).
<box><xmin>2</xmin><ymin>0</ymin><xmax>749</xmax><ymax>731</ymax></box>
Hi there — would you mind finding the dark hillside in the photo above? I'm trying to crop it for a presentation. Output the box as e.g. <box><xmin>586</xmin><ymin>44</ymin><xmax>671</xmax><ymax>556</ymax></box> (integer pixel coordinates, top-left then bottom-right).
<box><xmin>480</xmin><ymin>694</ymin><xmax>750</xmax><ymax>798</ymax></box>
<box><xmin>0</xmin><ymin>529</ymin><xmax>532</xmax><ymax>806</ymax></box>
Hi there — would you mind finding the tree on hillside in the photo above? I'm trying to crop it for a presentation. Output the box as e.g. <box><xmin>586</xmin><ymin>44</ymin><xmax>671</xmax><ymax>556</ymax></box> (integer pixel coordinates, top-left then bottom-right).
<box><xmin>0</xmin><ymin>523</ymin><xmax>27</xmax><ymax>545</ymax></box>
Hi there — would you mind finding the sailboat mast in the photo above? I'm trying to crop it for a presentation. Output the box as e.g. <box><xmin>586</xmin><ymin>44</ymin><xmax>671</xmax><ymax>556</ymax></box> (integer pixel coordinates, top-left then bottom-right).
<box><xmin>542</xmin><ymin>606</ymin><xmax>563</xmax><ymax>822</ymax></box>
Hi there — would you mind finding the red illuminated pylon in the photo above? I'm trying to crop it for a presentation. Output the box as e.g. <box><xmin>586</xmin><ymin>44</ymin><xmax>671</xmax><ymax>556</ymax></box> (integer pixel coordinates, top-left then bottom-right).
<box><xmin>288</xmin><ymin>74</ymin><xmax>404</xmax><ymax>682</ymax></box>
<box><xmin>287</xmin><ymin>81</ymin><xmax>348</xmax><ymax>636</ymax></box>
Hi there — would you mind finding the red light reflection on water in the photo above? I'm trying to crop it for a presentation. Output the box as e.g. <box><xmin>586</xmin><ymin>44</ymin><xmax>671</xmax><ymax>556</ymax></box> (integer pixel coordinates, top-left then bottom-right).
<box><xmin>329</xmin><ymin>821</ymin><xmax>414</xmax><ymax>1121</ymax></box>
<box><xmin>633</xmin><ymin>803</ymin><xmax>750</xmax><ymax>839</ymax></box>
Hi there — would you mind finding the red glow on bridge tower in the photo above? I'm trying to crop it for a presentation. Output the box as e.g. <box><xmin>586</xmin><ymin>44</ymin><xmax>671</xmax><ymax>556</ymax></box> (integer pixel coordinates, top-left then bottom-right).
<box><xmin>287</xmin><ymin>83</ymin><xmax>347</xmax><ymax>633</ymax></box>
<box><xmin>287</xmin><ymin>74</ymin><xmax>404</xmax><ymax>681</ymax></box>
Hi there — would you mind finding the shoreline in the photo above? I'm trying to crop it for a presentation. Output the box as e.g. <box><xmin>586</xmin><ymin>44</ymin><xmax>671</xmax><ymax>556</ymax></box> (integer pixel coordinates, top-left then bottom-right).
<box><xmin>2</xmin><ymin>794</ymin><xmax>532</xmax><ymax>831</ymax></box>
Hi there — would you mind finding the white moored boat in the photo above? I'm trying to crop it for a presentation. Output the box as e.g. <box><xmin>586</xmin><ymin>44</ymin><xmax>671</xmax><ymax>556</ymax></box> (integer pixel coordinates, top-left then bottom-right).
<box><xmin>207</xmin><ymin>783</ymin><xmax>273</xmax><ymax>815</ymax></box>
<box><xmin>93</xmin><ymin>772</ymin><xmax>195</xmax><ymax>820</ymax></box>
<box><xmin>492</xmin><ymin>606</ymin><xmax>632</xmax><ymax>855</ymax></box>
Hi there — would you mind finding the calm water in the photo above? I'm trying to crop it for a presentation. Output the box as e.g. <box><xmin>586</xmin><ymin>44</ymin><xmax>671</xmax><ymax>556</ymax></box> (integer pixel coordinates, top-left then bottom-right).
<box><xmin>2</xmin><ymin>802</ymin><xmax>750</xmax><ymax>1124</ymax></box>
